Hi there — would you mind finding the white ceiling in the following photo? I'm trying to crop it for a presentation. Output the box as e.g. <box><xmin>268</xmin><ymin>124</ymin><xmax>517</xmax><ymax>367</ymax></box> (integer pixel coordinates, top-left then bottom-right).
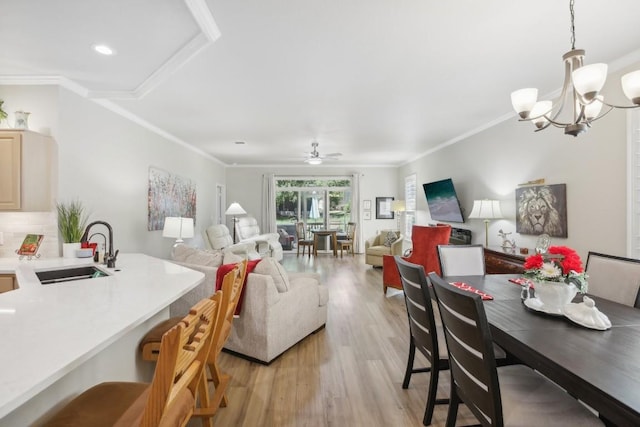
<box><xmin>2</xmin><ymin>0</ymin><xmax>640</xmax><ymax>166</ymax></box>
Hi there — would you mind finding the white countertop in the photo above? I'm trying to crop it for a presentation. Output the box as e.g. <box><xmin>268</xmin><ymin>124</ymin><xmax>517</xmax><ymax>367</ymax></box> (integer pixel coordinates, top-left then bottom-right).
<box><xmin>0</xmin><ymin>253</ymin><xmax>204</xmax><ymax>419</ymax></box>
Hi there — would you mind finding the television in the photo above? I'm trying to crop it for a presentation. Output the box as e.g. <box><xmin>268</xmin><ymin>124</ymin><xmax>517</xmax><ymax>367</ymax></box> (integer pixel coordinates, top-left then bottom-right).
<box><xmin>423</xmin><ymin>178</ymin><xmax>465</xmax><ymax>223</ymax></box>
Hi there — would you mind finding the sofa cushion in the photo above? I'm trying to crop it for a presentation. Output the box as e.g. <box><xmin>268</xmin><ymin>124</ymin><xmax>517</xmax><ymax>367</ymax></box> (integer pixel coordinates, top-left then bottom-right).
<box><xmin>173</xmin><ymin>245</ymin><xmax>223</xmax><ymax>267</ymax></box>
<box><xmin>367</xmin><ymin>245</ymin><xmax>391</xmax><ymax>257</ymax></box>
<box><xmin>223</xmin><ymin>251</ymin><xmax>244</xmax><ymax>264</ymax></box>
<box><xmin>255</xmin><ymin>257</ymin><xmax>290</xmax><ymax>292</ymax></box>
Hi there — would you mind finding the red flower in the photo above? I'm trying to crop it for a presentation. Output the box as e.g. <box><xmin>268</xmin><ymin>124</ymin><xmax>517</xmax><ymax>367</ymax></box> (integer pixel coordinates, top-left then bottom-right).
<box><xmin>524</xmin><ymin>253</ymin><xmax>544</xmax><ymax>270</ymax></box>
<box><xmin>548</xmin><ymin>246</ymin><xmax>584</xmax><ymax>274</ymax></box>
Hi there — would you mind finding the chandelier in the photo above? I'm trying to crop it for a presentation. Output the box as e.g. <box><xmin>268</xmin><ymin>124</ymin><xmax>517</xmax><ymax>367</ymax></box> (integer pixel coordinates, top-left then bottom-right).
<box><xmin>510</xmin><ymin>0</ymin><xmax>640</xmax><ymax>136</ymax></box>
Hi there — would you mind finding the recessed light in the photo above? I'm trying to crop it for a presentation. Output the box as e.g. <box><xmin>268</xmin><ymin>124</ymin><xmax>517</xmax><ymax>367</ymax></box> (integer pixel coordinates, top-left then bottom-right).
<box><xmin>92</xmin><ymin>44</ymin><xmax>116</xmax><ymax>56</ymax></box>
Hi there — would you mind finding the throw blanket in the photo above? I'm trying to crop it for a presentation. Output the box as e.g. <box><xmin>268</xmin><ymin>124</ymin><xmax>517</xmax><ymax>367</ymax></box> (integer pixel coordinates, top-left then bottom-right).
<box><xmin>215</xmin><ymin>259</ymin><xmax>260</xmax><ymax>315</ymax></box>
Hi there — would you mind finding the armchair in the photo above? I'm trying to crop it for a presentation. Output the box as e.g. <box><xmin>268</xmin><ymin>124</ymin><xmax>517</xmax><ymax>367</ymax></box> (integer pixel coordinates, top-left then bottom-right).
<box><xmin>382</xmin><ymin>224</ymin><xmax>451</xmax><ymax>294</ymax></box>
<box><xmin>365</xmin><ymin>229</ymin><xmax>403</xmax><ymax>267</ymax></box>
<box><xmin>235</xmin><ymin>216</ymin><xmax>284</xmax><ymax>261</ymax></box>
<box><xmin>203</xmin><ymin>224</ymin><xmax>259</xmax><ymax>259</ymax></box>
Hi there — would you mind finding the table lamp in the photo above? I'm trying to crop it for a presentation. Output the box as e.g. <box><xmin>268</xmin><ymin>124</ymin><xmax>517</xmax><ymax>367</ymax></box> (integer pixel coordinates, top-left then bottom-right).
<box><xmin>162</xmin><ymin>217</ymin><xmax>194</xmax><ymax>257</ymax></box>
<box><xmin>391</xmin><ymin>199</ymin><xmax>406</xmax><ymax>231</ymax></box>
<box><xmin>468</xmin><ymin>199</ymin><xmax>503</xmax><ymax>247</ymax></box>
<box><xmin>225</xmin><ymin>202</ymin><xmax>247</xmax><ymax>243</ymax></box>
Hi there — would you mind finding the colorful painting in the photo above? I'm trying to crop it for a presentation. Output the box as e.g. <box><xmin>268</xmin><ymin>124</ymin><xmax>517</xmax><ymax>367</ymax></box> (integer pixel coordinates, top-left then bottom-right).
<box><xmin>515</xmin><ymin>184</ymin><xmax>567</xmax><ymax>238</ymax></box>
<box><xmin>148</xmin><ymin>167</ymin><xmax>196</xmax><ymax>231</ymax></box>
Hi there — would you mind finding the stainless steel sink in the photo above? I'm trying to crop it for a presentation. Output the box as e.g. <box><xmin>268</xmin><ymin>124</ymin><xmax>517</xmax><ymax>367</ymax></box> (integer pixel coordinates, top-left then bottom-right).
<box><xmin>36</xmin><ymin>266</ymin><xmax>111</xmax><ymax>285</ymax></box>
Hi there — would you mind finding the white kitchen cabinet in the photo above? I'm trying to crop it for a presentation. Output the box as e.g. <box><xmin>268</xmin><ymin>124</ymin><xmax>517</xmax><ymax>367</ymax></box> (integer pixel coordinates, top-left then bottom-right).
<box><xmin>0</xmin><ymin>130</ymin><xmax>57</xmax><ymax>211</ymax></box>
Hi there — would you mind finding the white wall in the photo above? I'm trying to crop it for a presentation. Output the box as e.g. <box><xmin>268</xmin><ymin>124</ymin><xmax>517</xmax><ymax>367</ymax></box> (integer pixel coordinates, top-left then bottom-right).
<box><xmin>0</xmin><ymin>85</ymin><xmax>226</xmax><ymax>259</ymax></box>
<box><xmin>398</xmin><ymin>79</ymin><xmax>630</xmax><ymax>261</ymax></box>
<box><xmin>225</xmin><ymin>165</ymin><xmax>400</xmax><ymax>250</ymax></box>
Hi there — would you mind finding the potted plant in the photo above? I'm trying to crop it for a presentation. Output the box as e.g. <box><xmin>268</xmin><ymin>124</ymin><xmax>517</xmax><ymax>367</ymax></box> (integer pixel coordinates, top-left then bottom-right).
<box><xmin>57</xmin><ymin>200</ymin><xmax>88</xmax><ymax>258</ymax></box>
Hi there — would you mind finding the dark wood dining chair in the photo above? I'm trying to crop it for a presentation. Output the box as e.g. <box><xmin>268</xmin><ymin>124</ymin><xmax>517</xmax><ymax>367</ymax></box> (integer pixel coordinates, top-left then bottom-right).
<box><xmin>43</xmin><ymin>296</ymin><xmax>221</xmax><ymax>427</ymax></box>
<box><xmin>585</xmin><ymin>251</ymin><xmax>640</xmax><ymax>307</ymax></box>
<box><xmin>394</xmin><ymin>256</ymin><xmax>449</xmax><ymax>425</ymax></box>
<box><xmin>437</xmin><ymin>244</ymin><xmax>486</xmax><ymax>276</ymax></box>
<box><xmin>295</xmin><ymin>221</ymin><xmax>314</xmax><ymax>257</ymax></box>
<box><xmin>338</xmin><ymin>222</ymin><xmax>357</xmax><ymax>257</ymax></box>
<box><xmin>428</xmin><ymin>272</ymin><xmax>604</xmax><ymax>427</ymax></box>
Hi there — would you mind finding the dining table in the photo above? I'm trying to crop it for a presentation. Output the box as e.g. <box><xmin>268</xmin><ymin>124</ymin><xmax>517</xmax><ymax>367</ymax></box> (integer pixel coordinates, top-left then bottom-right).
<box><xmin>443</xmin><ymin>274</ymin><xmax>640</xmax><ymax>427</ymax></box>
<box><xmin>312</xmin><ymin>229</ymin><xmax>338</xmax><ymax>257</ymax></box>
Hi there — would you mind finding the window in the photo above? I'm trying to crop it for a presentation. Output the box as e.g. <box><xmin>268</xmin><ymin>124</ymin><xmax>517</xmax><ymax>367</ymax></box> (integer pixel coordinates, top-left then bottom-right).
<box><xmin>404</xmin><ymin>173</ymin><xmax>417</xmax><ymax>239</ymax></box>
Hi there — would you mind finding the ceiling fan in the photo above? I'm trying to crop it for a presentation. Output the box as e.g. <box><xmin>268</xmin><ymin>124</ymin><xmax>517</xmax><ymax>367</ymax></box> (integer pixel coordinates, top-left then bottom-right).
<box><xmin>304</xmin><ymin>141</ymin><xmax>342</xmax><ymax>165</ymax></box>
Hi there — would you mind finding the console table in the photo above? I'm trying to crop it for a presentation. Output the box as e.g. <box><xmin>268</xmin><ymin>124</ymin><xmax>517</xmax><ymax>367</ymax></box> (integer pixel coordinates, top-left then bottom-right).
<box><xmin>484</xmin><ymin>247</ymin><xmax>528</xmax><ymax>274</ymax></box>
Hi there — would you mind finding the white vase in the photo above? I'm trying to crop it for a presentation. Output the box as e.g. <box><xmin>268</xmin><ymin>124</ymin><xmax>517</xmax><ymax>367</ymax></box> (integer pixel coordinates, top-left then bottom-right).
<box><xmin>534</xmin><ymin>281</ymin><xmax>578</xmax><ymax>313</ymax></box>
<box><xmin>62</xmin><ymin>242</ymin><xmax>81</xmax><ymax>258</ymax></box>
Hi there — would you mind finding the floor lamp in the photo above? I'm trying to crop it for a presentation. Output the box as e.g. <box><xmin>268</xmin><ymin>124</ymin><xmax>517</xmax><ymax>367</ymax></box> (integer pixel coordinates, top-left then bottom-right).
<box><xmin>468</xmin><ymin>199</ymin><xmax>503</xmax><ymax>247</ymax></box>
<box><xmin>391</xmin><ymin>200</ymin><xmax>406</xmax><ymax>232</ymax></box>
<box><xmin>225</xmin><ymin>202</ymin><xmax>246</xmax><ymax>243</ymax></box>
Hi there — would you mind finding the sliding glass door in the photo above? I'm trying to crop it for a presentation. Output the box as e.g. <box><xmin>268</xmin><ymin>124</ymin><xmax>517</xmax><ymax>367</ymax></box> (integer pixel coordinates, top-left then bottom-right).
<box><xmin>275</xmin><ymin>177</ymin><xmax>352</xmax><ymax>247</ymax></box>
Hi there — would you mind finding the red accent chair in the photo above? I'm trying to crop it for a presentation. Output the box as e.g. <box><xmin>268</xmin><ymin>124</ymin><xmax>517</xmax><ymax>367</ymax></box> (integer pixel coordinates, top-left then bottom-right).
<box><xmin>382</xmin><ymin>224</ymin><xmax>451</xmax><ymax>294</ymax></box>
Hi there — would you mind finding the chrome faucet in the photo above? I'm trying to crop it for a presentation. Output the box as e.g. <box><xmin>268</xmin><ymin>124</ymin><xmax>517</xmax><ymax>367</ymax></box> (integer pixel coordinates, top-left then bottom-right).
<box><xmin>81</xmin><ymin>221</ymin><xmax>117</xmax><ymax>267</ymax></box>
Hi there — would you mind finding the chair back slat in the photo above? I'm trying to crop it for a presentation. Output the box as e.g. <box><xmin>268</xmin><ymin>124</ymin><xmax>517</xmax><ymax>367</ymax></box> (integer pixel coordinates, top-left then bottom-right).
<box><xmin>437</xmin><ymin>244</ymin><xmax>486</xmax><ymax>276</ymax></box>
<box><xmin>586</xmin><ymin>252</ymin><xmax>640</xmax><ymax>307</ymax></box>
<box><xmin>395</xmin><ymin>256</ymin><xmax>439</xmax><ymax>363</ymax></box>
<box><xmin>141</xmin><ymin>295</ymin><xmax>221</xmax><ymax>426</ymax></box>
<box><xmin>429</xmin><ymin>272</ymin><xmax>503</xmax><ymax>427</ymax></box>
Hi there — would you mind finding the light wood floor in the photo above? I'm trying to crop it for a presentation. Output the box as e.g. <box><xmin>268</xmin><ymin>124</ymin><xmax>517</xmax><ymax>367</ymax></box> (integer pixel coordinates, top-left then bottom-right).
<box><xmin>205</xmin><ymin>252</ymin><xmax>477</xmax><ymax>427</ymax></box>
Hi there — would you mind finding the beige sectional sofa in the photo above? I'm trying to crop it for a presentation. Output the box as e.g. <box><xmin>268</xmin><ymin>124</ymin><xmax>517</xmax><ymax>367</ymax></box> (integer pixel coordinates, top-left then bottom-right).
<box><xmin>169</xmin><ymin>245</ymin><xmax>328</xmax><ymax>364</ymax></box>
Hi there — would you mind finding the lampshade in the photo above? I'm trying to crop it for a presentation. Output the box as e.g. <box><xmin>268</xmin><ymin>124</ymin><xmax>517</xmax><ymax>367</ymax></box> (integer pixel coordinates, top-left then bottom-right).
<box><xmin>530</xmin><ymin>100</ymin><xmax>552</xmax><ymax>129</ymax></box>
<box><xmin>469</xmin><ymin>200</ymin><xmax>503</xmax><ymax>220</ymax></box>
<box><xmin>162</xmin><ymin>217</ymin><xmax>194</xmax><ymax>241</ymax></box>
<box><xmin>571</xmin><ymin>63</ymin><xmax>608</xmax><ymax>101</ymax></box>
<box><xmin>510</xmin><ymin>88</ymin><xmax>538</xmax><ymax>118</ymax></box>
<box><xmin>225</xmin><ymin>202</ymin><xmax>247</xmax><ymax>216</ymax></box>
<box><xmin>622</xmin><ymin>70</ymin><xmax>640</xmax><ymax>104</ymax></box>
<box><xmin>391</xmin><ymin>200</ymin><xmax>406</xmax><ymax>212</ymax></box>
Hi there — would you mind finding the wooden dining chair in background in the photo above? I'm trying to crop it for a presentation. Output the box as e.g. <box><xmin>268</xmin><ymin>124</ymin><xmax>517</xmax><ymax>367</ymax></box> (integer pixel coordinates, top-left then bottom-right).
<box><xmin>394</xmin><ymin>256</ymin><xmax>449</xmax><ymax>426</ymax></box>
<box><xmin>295</xmin><ymin>221</ymin><xmax>314</xmax><ymax>257</ymax></box>
<box><xmin>585</xmin><ymin>251</ymin><xmax>640</xmax><ymax>308</ymax></box>
<box><xmin>43</xmin><ymin>296</ymin><xmax>221</xmax><ymax>427</ymax></box>
<box><xmin>428</xmin><ymin>272</ymin><xmax>604</xmax><ymax>427</ymax></box>
<box><xmin>437</xmin><ymin>244</ymin><xmax>486</xmax><ymax>276</ymax></box>
<box><xmin>338</xmin><ymin>222</ymin><xmax>357</xmax><ymax>258</ymax></box>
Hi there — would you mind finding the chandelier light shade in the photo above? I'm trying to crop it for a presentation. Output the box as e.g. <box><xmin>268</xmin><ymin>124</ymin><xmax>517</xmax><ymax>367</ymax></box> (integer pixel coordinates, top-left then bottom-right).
<box><xmin>510</xmin><ymin>0</ymin><xmax>640</xmax><ymax>137</ymax></box>
<box><xmin>468</xmin><ymin>200</ymin><xmax>503</xmax><ymax>247</ymax></box>
<box><xmin>225</xmin><ymin>202</ymin><xmax>247</xmax><ymax>243</ymax></box>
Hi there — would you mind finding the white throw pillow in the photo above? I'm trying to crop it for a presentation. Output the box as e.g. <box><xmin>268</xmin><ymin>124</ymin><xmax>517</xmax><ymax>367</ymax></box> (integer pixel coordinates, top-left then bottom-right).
<box><xmin>255</xmin><ymin>257</ymin><xmax>290</xmax><ymax>292</ymax></box>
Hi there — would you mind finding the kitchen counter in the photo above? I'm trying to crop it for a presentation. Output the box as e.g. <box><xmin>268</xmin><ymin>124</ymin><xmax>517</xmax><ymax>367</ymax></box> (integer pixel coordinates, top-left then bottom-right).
<box><xmin>0</xmin><ymin>253</ymin><xmax>204</xmax><ymax>424</ymax></box>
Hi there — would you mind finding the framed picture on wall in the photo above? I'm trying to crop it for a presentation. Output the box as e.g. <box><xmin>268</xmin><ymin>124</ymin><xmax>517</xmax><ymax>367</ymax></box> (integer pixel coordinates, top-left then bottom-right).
<box><xmin>515</xmin><ymin>183</ymin><xmax>568</xmax><ymax>238</ymax></box>
<box><xmin>363</xmin><ymin>211</ymin><xmax>371</xmax><ymax>220</ymax></box>
<box><xmin>376</xmin><ymin>197</ymin><xmax>394</xmax><ymax>219</ymax></box>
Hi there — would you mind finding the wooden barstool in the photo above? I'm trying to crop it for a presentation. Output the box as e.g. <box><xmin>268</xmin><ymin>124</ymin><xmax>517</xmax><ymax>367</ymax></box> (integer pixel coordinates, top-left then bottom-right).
<box><xmin>139</xmin><ymin>260</ymin><xmax>247</xmax><ymax>425</ymax></box>
<box><xmin>42</xmin><ymin>296</ymin><xmax>221</xmax><ymax>426</ymax></box>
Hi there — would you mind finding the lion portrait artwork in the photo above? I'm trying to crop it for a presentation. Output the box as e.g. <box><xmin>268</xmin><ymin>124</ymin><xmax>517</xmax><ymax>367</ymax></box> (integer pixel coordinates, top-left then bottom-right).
<box><xmin>515</xmin><ymin>184</ymin><xmax>568</xmax><ymax>238</ymax></box>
